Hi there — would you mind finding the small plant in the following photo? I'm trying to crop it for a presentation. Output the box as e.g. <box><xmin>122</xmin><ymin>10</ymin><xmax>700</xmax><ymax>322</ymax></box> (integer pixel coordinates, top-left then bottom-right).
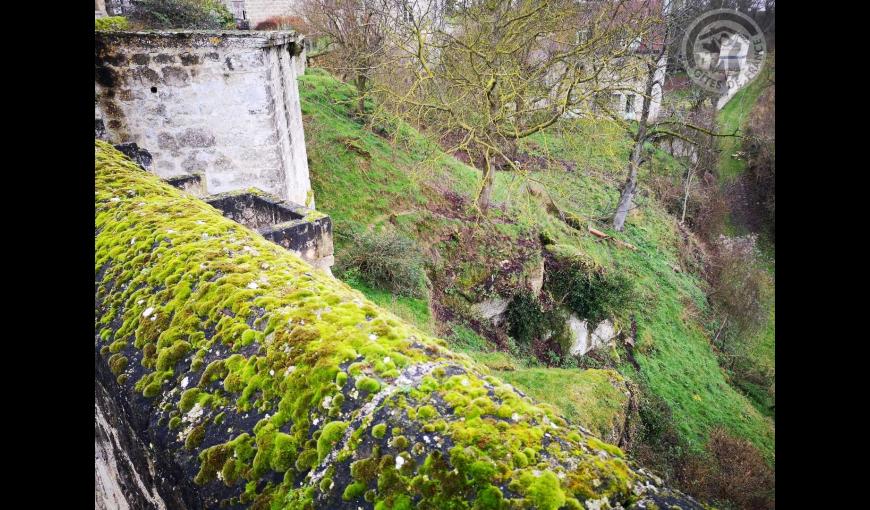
<box><xmin>254</xmin><ymin>15</ymin><xmax>308</xmax><ymax>32</ymax></box>
<box><xmin>95</xmin><ymin>16</ymin><xmax>129</xmax><ymax>32</ymax></box>
<box><xmin>334</xmin><ymin>227</ymin><xmax>425</xmax><ymax>298</ymax></box>
<box><xmin>505</xmin><ymin>292</ymin><xmax>550</xmax><ymax>345</ymax></box>
<box><xmin>128</xmin><ymin>0</ymin><xmax>236</xmax><ymax>30</ymax></box>
<box><xmin>545</xmin><ymin>254</ymin><xmax>635</xmax><ymax>324</ymax></box>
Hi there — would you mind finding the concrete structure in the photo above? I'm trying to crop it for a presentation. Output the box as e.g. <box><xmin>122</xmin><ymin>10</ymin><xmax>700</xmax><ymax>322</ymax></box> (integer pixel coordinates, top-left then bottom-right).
<box><xmin>204</xmin><ymin>188</ymin><xmax>334</xmax><ymax>270</ymax></box>
<box><xmin>95</xmin><ymin>30</ymin><xmax>313</xmax><ymax>208</ymax></box>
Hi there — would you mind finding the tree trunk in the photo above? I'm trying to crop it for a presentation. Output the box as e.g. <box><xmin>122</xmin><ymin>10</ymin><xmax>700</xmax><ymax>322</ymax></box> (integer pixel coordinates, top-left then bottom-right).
<box><xmin>612</xmin><ymin>59</ymin><xmax>658</xmax><ymax>231</ymax></box>
<box><xmin>612</xmin><ymin>148</ymin><xmax>641</xmax><ymax>231</ymax></box>
<box><xmin>680</xmin><ymin>164</ymin><xmax>694</xmax><ymax>224</ymax></box>
<box><xmin>355</xmin><ymin>74</ymin><xmax>367</xmax><ymax>115</ymax></box>
<box><xmin>477</xmin><ymin>149</ymin><xmax>494</xmax><ymax>214</ymax></box>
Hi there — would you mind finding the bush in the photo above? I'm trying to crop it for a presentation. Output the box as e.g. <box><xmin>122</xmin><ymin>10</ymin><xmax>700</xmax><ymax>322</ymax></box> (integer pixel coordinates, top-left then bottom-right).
<box><xmin>128</xmin><ymin>0</ymin><xmax>235</xmax><ymax>30</ymax></box>
<box><xmin>505</xmin><ymin>292</ymin><xmax>550</xmax><ymax>345</ymax></box>
<box><xmin>255</xmin><ymin>15</ymin><xmax>309</xmax><ymax>32</ymax></box>
<box><xmin>545</xmin><ymin>255</ymin><xmax>635</xmax><ymax>324</ymax></box>
<box><xmin>334</xmin><ymin>228</ymin><xmax>425</xmax><ymax>297</ymax></box>
<box><xmin>630</xmin><ymin>381</ymin><xmax>688</xmax><ymax>481</ymax></box>
<box><xmin>708</xmin><ymin>235</ymin><xmax>773</xmax><ymax>345</ymax></box>
<box><xmin>679</xmin><ymin>427</ymin><xmax>775</xmax><ymax>510</ymax></box>
<box><xmin>95</xmin><ymin>16</ymin><xmax>129</xmax><ymax>31</ymax></box>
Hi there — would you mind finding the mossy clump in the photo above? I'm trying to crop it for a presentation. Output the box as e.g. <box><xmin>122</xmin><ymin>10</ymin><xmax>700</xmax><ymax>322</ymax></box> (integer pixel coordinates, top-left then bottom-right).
<box><xmin>524</xmin><ymin>471</ymin><xmax>566</xmax><ymax>510</ymax></box>
<box><xmin>108</xmin><ymin>353</ymin><xmax>128</xmax><ymax>376</ymax></box>
<box><xmin>295</xmin><ymin>449</ymin><xmax>318</xmax><ymax>472</ymax></box>
<box><xmin>342</xmin><ymin>481</ymin><xmax>367</xmax><ymax>501</ymax></box>
<box><xmin>179</xmin><ymin>388</ymin><xmax>201</xmax><ymax>412</ymax></box>
<box><xmin>317</xmin><ymin>421</ymin><xmax>348</xmax><ymax>461</ymax></box>
<box><xmin>355</xmin><ymin>376</ymin><xmax>381</xmax><ymax>394</ymax></box>
<box><xmin>270</xmin><ymin>432</ymin><xmax>297</xmax><ymax>472</ymax></box>
<box><xmin>371</xmin><ymin>423</ymin><xmax>387</xmax><ymax>439</ymax></box>
<box><xmin>95</xmin><ymin>16</ymin><xmax>128</xmax><ymax>31</ymax></box>
<box><xmin>186</xmin><ymin>424</ymin><xmax>206</xmax><ymax>450</ymax></box>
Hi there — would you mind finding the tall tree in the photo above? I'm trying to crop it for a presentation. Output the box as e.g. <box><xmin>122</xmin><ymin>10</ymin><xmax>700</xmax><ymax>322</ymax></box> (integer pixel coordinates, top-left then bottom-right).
<box><xmin>301</xmin><ymin>0</ymin><xmax>391</xmax><ymax>115</ymax></box>
<box><xmin>377</xmin><ymin>0</ymin><xmax>654</xmax><ymax>214</ymax></box>
<box><xmin>603</xmin><ymin>0</ymin><xmax>739</xmax><ymax>231</ymax></box>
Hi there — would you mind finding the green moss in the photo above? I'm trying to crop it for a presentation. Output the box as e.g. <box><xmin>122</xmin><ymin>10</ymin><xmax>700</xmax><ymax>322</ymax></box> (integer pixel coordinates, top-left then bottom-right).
<box><xmin>342</xmin><ymin>481</ymin><xmax>367</xmax><ymax>501</ymax></box>
<box><xmin>336</xmin><ymin>371</ymin><xmax>348</xmax><ymax>387</ymax></box>
<box><xmin>143</xmin><ymin>381</ymin><xmax>161</xmax><ymax>398</ymax></box>
<box><xmin>355</xmin><ymin>376</ymin><xmax>381</xmax><ymax>393</ymax></box>
<box><xmin>95</xmin><ymin>16</ymin><xmax>128</xmax><ymax>31</ymax></box>
<box><xmin>588</xmin><ymin>436</ymin><xmax>624</xmax><ymax>458</ymax></box>
<box><xmin>185</xmin><ymin>424</ymin><xmax>206</xmax><ymax>450</ymax></box>
<box><xmin>372</xmin><ymin>423</ymin><xmax>387</xmax><ymax>439</ymax></box>
<box><xmin>473</xmin><ymin>485</ymin><xmax>504</xmax><ymax>509</ymax></box>
<box><xmin>317</xmin><ymin>421</ymin><xmax>348</xmax><ymax>461</ymax></box>
<box><xmin>524</xmin><ymin>471</ymin><xmax>565</xmax><ymax>510</ymax></box>
<box><xmin>198</xmin><ymin>360</ymin><xmax>228</xmax><ymax>388</ymax></box>
<box><xmin>416</xmin><ymin>404</ymin><xmax>439</xmax><ymax>420</ymax></box>
<box><xmin>295</xmin><ymin>448</ymin><xmax>318</xmax><ymax>472</ymax></box>
<box><xmin>388</xmin><ymin>435</ymin><xmax>408</xmax><ymax>450</ymax></box>
<box><xmin>109</xmin><ymin>339</ymin><xmax>127</xmax><ymax>353</ymax></box>
<box><xmin>270</xmin><ymin>432</ymin><xmax>297</xmax><ymax>472</ymax></box>
<box><xmin>179</xmin><ymin>388</ymin><xmax>201</xmax><ymax>412</ymax></box>
<box><xmin>108</xmin><ymin>353</ymin><xmax>128</xmax><ymax>376</ymax></box>
<box><xmin>168</xmin><ymin>416</ymin><xmax>182</xmax><ymax>430</ymax></box>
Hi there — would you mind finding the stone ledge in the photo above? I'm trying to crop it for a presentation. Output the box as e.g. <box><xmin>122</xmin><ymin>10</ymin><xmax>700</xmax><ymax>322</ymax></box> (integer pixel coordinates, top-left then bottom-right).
<box><xmin>95</xmin><ymin>30</ymin><xmax>303</xmax><ymax>49</ymax></box>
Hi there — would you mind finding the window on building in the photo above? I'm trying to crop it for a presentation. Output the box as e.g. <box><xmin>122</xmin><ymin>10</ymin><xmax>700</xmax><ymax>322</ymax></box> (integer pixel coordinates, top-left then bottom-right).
<box><xmin>611</xmin><ymin>94</ymin><xmax>621</xmax><ymax>110</ymax></box>
<box><xmin>625</xmin><ymin>94</ymin><xmax>636</xmax><ymax>114</ymax></box>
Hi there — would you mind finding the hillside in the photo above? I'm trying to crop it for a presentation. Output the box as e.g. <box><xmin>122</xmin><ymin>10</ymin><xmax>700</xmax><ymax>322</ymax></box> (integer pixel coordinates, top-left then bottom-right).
<box><xmin>298</xmin><ymin>66</ymin><xmax>775</xmax><ymax>471</ymax></box>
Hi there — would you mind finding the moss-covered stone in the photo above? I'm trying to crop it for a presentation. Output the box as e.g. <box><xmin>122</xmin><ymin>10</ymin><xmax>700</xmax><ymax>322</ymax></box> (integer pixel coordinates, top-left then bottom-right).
<box><xmin>94</xmin><ymin>141</ymin><xmax>703</xmax><ymax>510</ymax></box>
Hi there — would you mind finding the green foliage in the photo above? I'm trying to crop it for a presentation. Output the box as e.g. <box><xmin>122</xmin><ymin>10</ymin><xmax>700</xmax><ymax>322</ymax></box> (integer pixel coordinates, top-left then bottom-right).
<box><xmin>335</xmin><ymin>227</ymin><xmax>426</xmax><ymax>298</ymax></box>
<box><xmin>545</xmin><ymin>254</ymin><xmax>635</xmax><ymax>324</ymax></box>
<box><xmin>95</xmin><ymin>16</ymin><xmax>128</xmax><ymax>31</ymax></box>
<box><xmin>127</xmin><ymin>0</ymin><xmax>235</xmax><ymax>29</ymax></box>
<box><xmin>505</xmin><ymin>292</ymin><xmax>551</xmax><ymax>345</ymax></box>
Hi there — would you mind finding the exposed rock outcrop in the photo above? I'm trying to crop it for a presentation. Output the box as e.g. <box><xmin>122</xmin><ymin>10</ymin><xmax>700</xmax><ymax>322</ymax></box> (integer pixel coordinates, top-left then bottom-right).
<box><xmin>95</xmin><ymin>140</ymin><xmax>704</xmax><ymax>509</ymax></box>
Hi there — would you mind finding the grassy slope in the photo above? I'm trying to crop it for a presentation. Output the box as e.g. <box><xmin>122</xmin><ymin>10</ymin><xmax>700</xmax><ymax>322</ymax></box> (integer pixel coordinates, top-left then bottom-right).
<box><xmin>300</xmin><ymin>68</ymin><xmax>773</xmax><ymax>461</ymax></box>
<box><xmin>715</xmin><ymin>56</ymin><xmax>776</xmax><ymax>419</ymax></box>
<box><xmin>716</xmin><ymin>57</ymin><xmax>774</xmax><ymax>183</ymax></box>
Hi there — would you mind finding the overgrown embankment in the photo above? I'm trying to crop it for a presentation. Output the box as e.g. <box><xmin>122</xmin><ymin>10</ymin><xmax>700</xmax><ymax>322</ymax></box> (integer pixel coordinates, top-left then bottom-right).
<box><xmin>299</xmin><ymin>68</ymin><xmax>774</xmax><ymax>468</ymax></box>
<box><xmin>95</xmin><ymin>140</ymin><xmax>702</xmax><ymax>509</ymax></box>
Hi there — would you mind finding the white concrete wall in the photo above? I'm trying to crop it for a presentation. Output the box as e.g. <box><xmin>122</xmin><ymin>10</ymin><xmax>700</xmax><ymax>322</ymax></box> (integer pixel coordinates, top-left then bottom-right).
<box><xmin>95</xmin><ymin>31</ymin><xmax>312</xmax><ymax>206</ymax></box>
<box><xmin>240</xmin><ymin>0</ymin><xmax>297</xmax><ymax>26</ymax></box>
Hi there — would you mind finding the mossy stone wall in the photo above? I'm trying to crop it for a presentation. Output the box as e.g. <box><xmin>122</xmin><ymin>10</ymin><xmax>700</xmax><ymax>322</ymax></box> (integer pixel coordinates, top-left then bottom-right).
<box><xmin>95</xmin><ymin>140</ymin><xmax>702</xmax><ymax>509</ymax></box>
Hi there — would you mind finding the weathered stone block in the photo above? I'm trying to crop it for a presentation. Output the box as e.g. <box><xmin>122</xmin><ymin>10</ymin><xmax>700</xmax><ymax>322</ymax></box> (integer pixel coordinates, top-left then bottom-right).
<box><xmin>94</xmin><ymin>30</ymin><xmax>312</xmax><ymax>206</ymax></box>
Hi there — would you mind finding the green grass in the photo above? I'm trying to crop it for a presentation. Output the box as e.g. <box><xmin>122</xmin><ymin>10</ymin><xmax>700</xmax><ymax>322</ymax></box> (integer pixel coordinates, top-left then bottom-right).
<box><xmin>717</xmin><ymin>56</ymin><xmax>775</xmax><ymax>183</ymax></box>
<box><xmin>341</xmin><ymin>278</ymin><xmax>434</xmax><ymax>334</ymax></box>
<box><xmin>299</xmin><ymin>68</ymin><xmax>774</xmax><ymax>462</ymax></box>
<box><xmin>442</xmin><ymin>324</ymin><xmax>631</xmax><ymax>441</ymax></box>
<box><xmin>498</xmin><ymin>368</ymin><xmax>630</xmax><ymax>442</ymax></box>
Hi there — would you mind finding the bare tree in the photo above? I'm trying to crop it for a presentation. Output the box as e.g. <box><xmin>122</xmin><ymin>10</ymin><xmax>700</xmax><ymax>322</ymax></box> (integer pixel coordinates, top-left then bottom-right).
<box><xmin>600</xmin><ymin>0</ymin><xmax>740</xmax><ymax>231</ymax></box>
<box><xmin>301</xmin><ymin>0</ymin><xmax>391</xmax><ymax>115</ymax></box>
<box><xmin>375</xmin><ymin>0</ymin><xmax>656</xmax><ymax>214</ymax></box>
